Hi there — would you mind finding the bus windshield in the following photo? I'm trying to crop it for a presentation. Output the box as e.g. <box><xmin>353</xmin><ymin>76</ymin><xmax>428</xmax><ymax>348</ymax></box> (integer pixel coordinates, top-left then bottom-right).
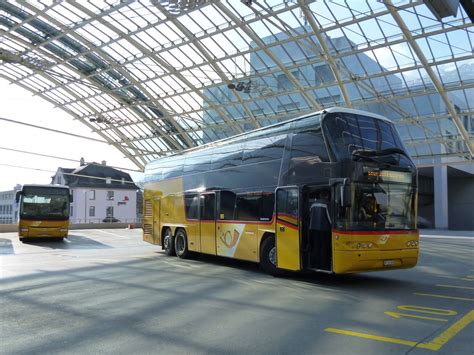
<box><xmin>323</xmin><ymin>112</ymin><xmax>407</xmax><ymax>161</ymax></box>
<box><xmin>337</xmin><ymin>182</ymin><xmax>416</xmax><ymax>231</ymax></box>
<box><xmin>20</xmin><ymin>187</ymin><xmax>70</xmax><ymax>220</ymax></box>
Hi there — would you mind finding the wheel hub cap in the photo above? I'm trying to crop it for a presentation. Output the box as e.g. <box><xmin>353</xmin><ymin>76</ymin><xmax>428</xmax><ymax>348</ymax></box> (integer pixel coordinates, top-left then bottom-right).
<box><xmin>269</xmin><ymin>246</ymin><xmax>276</xmax><ymax>266</ymax></box>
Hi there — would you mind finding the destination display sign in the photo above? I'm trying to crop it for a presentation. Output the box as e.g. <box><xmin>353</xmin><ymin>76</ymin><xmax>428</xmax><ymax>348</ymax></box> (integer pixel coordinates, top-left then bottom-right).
<box><xmin>365</xmin><ymin>169</ymin><xmax>411</xmax><ymax>183</ymax></box>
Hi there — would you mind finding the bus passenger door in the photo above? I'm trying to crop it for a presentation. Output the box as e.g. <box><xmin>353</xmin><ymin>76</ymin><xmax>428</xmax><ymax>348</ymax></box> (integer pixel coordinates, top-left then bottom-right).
<box><xmin>275</xmin><ymin>187</ymin><xmax>301</xmax><ymax>271</ymax></box>
<box><xmin>152</xmin><ymin>198</ymin><xmax>161</xmax><ymax>244</ymax></box>
<box><xmin>200</xmin><ymin>193</ymin><xmax>216</xmax><ymax>255</ymax></box>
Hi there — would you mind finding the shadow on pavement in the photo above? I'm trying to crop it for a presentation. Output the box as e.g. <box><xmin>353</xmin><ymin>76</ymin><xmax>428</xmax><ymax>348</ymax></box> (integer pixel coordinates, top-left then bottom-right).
<box><xmin>21</xmin><ymin>234</ymin><xmax>111</xmax><ymax>250</ymax></box>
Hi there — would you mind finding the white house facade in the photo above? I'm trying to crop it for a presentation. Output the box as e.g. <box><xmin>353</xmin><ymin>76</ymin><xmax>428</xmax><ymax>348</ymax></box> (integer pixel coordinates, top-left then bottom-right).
<box><xmin>70</xmin><ymin>187</ymin><xmax>137</xmax><ymax>224</ymax></box>
<box><xmin>0</xmin><ymin>184</ymin><xmax>21</xmax><ymax>224</ymax></box>
<box><xmin>51</xmin><ymin>161</ymin><xmax>139</xmax><ymax>224</ymax></box>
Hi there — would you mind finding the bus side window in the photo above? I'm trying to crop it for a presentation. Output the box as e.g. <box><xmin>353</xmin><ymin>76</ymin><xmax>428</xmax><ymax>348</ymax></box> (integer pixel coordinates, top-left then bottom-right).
<box><xmin>184</xmin><ymin>193</ymin><xmax>199</xmax><ymax>220</ymax></box>
<box><xmin>219</xmin><ymin>190</ymin><xmax>236</xmax><ymax>220</ymax></box>
<box><xmin>200</xmin><ymin>194</ymin><xmax>215</xmax><ymax>221</ymax></box>
<box><xmin>259</xmin><ymin>193</ymin><xmax>274</xmax><ymax>221</ymax></box>
<box><xmin>235</xmin><ymin>194</ymin><xmax>259</xmax><ymax>221</ymax></box>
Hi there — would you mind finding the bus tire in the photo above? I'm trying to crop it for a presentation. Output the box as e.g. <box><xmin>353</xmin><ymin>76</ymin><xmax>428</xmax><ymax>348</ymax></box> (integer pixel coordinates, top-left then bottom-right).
<box><xmin>174</xmin><ymin>229</ymin><xmax>189</xmax><ymax>259</ymax></box>
<box><xmin>260</xmin><ymin>236</ymin><xmax>280</xmax><ymax>276</ymax></box>
<box><xmin>163</xmin><ymin>228</ymin><xmax>175</xmax><ymax>256</ymax></box>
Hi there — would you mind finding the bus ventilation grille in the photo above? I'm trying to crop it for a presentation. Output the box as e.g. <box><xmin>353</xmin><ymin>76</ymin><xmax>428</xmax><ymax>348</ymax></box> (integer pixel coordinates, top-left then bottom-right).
<box><xmin>143</xmin><ymin>224</ymin><xmax>152</xmax><ymax>235</ymax></box>
<box><xmin>144</xmin><ymin>200</ymin><xmax>152</xmax><ymax>217</ymax></box>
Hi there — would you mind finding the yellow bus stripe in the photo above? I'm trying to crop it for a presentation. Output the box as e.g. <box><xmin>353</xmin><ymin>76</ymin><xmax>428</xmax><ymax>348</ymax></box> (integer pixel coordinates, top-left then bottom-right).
<box><xmin>414</xmin><ymin>293</ymin><xmax>474</xmax><ymax>301</ymax></box>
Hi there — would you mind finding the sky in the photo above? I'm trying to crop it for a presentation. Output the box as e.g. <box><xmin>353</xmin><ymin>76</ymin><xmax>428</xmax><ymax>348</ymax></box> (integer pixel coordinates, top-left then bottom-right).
<box><xmin>0</xmin><ymin>79</ymin><xmax>143</xmax><ymax>192</ymax></box>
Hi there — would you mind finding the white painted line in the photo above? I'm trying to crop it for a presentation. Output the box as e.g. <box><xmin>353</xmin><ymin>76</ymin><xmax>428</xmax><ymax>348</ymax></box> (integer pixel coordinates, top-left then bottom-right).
<box><xmin>95</xmin><ymin>230</ymin><xmax>123</xmax><ymax>237</ymax></box>
<box><xmin>162</xmin><ymin>260</ymin><xmax>194</xmax><ymax>269</ymax></box>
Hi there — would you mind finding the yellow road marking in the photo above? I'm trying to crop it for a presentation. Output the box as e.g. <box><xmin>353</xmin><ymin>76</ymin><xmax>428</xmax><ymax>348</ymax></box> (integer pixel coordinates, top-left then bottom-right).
<box><xmin>398</xmin><ymin>305</ymin><xmax>457</xmax><ymax>316</ymax></box>
<box><xmin>384</xmin><ymin>311</ymin><xmax>448</xmax><ymax>322</ymax></box>
<box><xmin>425</xmin><ymin>310</ymin><xmax>474</xmax><ymax>351</ymax></box>
<box><xmin>415</xmin><ymin>293</ymin><xmax>474</xmax><ymax>301</ymax></box>
<box><xmin>325</xmin><ymin>310</ymin><xmax>474</xmax><ymax>351</ymax></box>
<box><xmin>436</xmin><ymin>284</ymin><xmax>474</xmax><ymax>290</ymax></box>
<box><xmin>325</xmin><ymin>328</ymin><xmax>419</xmax><ymax>347</ymax></box>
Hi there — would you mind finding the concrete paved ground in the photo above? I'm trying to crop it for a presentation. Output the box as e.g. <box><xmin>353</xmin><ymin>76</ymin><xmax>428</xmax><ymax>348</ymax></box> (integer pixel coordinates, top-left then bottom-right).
<box><xmin>0</xmin><ymin>229</ymin><xmax>473</xmax><ymax>354</ymax></box>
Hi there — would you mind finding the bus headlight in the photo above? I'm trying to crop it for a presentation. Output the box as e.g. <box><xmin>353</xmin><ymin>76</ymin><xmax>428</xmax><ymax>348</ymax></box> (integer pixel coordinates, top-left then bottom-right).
<box><xmin>60</xmin><ymin>229</ymin><xmax>68</xmax><ymax>232</ymax></box>
<box><xmin>20</xmin><ymin>228</ymin><xmax>28</xmax><ymax>232</ymax></box>
<box><xmin>350</xmin><ymin>242</ymin><xmax>374</xmax><ymax>249</ymax></box>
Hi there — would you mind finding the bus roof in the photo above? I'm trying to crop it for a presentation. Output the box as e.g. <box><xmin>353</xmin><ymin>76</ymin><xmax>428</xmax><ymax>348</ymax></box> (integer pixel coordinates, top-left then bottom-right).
<box><xmin>150</xmin><ymin>107</ymin><xmax>393</xmax><ymax>163</ymax></box>
<box><xmin>323</xmin><ymin>107</ymin><xmax>392</xmax><ymax>123</ymax></box>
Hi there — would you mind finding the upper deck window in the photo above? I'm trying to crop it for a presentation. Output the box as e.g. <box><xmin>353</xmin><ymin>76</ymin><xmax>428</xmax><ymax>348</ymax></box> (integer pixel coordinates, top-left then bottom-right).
<box><xmin>322</xmin><ymin>112</ymin><xmax>406</xmax><ymax>161</ymax></box>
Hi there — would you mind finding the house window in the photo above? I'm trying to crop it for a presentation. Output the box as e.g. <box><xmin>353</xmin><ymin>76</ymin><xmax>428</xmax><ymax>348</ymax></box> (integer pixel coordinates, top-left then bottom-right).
<box><xmin>89</xmin><ymin>206</ymin><xmax>95</xmax><ymax>217</ymax></box>
<box><xmin>106</xmin><ymin>206</ymin><xmax>114</xmax><ymax>217</ymax></box>
<box><xmin>107</xmin><ymin>191</ymin><xmax>114</xmax><ymax>200</ymax></box>
<box><xmin>89</xmin><ymin>190</ymin><xmax>95</xmax><ymax>200</ymax></box>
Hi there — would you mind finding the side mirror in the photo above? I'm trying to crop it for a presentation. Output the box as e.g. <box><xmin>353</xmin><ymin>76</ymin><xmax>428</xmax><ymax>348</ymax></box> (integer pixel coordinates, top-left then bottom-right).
<box><xmin>15</xmin><ymin>191</ymin><xmax>21</xmax><ymax>203</ymax></box>
<box><xmin>340</xmin><ymin>184</ymin><xmax>351</xmax><ymax>207</ymax></box>
<box><xmin>69</xmin><ymin>193</ymin><xmax>74</xmax><ymax>203</ymax></box>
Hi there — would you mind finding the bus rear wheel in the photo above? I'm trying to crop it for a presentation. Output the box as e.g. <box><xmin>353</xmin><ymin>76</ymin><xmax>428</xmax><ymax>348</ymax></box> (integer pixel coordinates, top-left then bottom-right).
<box><xmin>174</xmin><ymin>229</ymin><xmax>189</xmax><ymax>259</ymax></box>
<box><xmin>163</xmin><ymin>229</ymin><xmax>175</xmax><ymax>256</ymax></box>
<box><xmin>260</xmin><ymin>236</ymin><xmax>280</xmax><ymax>276</ymax></box>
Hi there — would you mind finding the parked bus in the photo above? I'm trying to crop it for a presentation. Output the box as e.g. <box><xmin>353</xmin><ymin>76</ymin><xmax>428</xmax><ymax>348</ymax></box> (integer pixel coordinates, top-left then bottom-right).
<box><xmin>16</xmin><ymin>184</ymin><xmax>71</xmax><ymax>241</ymax></box>
<box><xmin>142</xmin><ymin>107</ymin><xmax>419</xmax><ymax>274</ymax></box>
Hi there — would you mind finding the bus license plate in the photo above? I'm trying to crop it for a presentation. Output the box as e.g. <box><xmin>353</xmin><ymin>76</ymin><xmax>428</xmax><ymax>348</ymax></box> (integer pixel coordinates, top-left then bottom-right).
<box><xmin>384</xmin><ymin>259</ymin><xmax>395</xmax><ymax>266</ymax></box>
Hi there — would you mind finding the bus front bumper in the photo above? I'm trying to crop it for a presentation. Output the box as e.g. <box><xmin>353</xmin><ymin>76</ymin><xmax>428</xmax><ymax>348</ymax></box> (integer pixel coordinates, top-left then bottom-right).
<box><xmin>332</xmin><ymin>248</ymin><xmax>419</xmax><ymax>274</ymax></box>
<box><xmin>18</xmin><ymin>226</ymin><xmax>68</xmax><ymax>238</ymax></box>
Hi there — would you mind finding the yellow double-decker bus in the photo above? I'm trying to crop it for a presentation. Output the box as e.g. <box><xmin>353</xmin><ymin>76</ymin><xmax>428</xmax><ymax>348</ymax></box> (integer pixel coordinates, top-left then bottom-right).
<box><xmin>142</xmin><ymin>107</ymin><xmax>419</xmax><ymax>275</ymax></box>
<box><xmin>16</xmin><ymin>184</ymin><xmax>71</xmax><ymax>242</ymax></box>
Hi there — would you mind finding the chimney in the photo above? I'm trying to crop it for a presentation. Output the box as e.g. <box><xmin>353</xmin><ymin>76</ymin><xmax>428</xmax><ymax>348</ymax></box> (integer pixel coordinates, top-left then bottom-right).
<box><xmin>80</xmin><ymin>157</ymin><xmax>85</xmax><ymax>166</ymax></box>
<box><xmin>101</xmin><ymin>160</ymin><xmax>107</xmax><ymax>166</ymax></box>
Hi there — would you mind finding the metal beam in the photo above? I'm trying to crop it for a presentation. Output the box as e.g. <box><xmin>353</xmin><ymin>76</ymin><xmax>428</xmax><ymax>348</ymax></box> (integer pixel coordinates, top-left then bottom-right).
<box><xmin>386</xmin><ymin>0</ymin><xmax>474</xmax><ymax>157</ymax></box>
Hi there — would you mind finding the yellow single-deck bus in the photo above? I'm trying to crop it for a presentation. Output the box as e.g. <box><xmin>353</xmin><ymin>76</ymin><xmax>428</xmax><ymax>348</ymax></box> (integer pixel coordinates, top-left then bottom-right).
<box><xmin>16</xmin><ymin>184</ymin><xmax>71</xmax><ymax>242</ymax></box>
<box><xmin>142</xmin><ymin>107</ymin><xmax>419</xmax><ymax>274</ymax></box>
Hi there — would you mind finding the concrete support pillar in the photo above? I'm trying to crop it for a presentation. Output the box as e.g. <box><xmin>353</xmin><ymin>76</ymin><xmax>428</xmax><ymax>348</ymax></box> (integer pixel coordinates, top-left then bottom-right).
<box><xmin>433</xmin><ymin>165</ymin><xmax>448</xmax><ymax>229</ymax></box>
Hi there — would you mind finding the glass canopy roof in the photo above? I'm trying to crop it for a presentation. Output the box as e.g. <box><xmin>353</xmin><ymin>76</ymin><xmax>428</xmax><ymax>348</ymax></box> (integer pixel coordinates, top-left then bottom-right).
<box><xmin>0</xmin><ymin>0</ymin><xmax>473</xmax><ymax>170</ymax></box>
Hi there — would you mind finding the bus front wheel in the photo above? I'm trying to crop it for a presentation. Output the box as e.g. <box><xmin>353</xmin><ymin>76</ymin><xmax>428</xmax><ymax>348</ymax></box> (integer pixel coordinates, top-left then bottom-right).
<box><xmin>260</xmin><ymin>236</ymin><xmax>280</xmax><ymax>276</ymax></box>
<box><xmin>174</xmin><ymin>229</ymin><xmax>189</xmax><ymax>259</ymax></box>
<box><xmin>163</xmin><ymin>229</ymin><xmax>175</xmax><ymax>256</ymax></box>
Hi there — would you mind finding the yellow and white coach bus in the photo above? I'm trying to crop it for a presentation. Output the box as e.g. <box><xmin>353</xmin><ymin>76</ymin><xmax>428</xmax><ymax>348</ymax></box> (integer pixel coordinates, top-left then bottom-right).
<box><xmin>142</xmin><ymin>107</ymin><xmax>419</xmax><ymax>275</ymax></box>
